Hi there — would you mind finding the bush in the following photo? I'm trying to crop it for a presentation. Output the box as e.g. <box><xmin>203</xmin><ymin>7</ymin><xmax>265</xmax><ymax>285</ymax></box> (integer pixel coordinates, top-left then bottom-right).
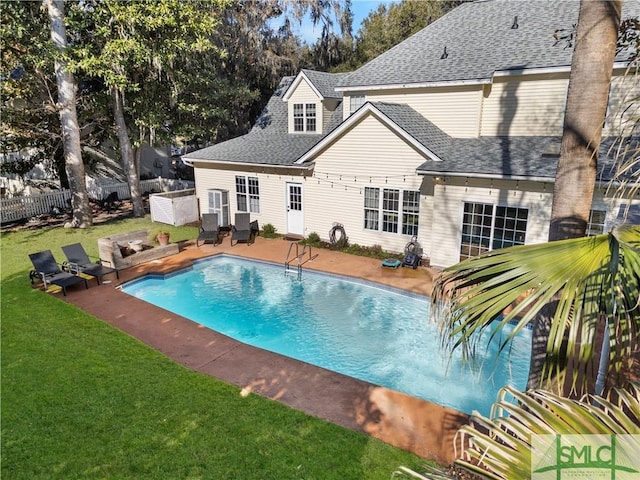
<box><xmin>305</xmin><ymin>232</ymin><xmax>322</xmax><ymax>246</ymax></box>
<box><xmin>261</xmin><ymin>223</ymin><xmax>278</xmax><ymax>238</ymax></box>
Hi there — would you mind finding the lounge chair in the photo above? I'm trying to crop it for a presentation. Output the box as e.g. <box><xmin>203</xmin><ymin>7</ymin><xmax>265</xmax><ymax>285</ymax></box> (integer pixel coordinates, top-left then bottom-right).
<box><xmin>231</xmin><ymin>213</ymin><xmax>258</xmax><ymax>246</ymax></box>
<box><xmin>61</xmin><ymin>243</ymin><xmax>120</xmax><ymax>285</ymax></box>
<box><xmin>197</xmin><ymin>213</ymin><xmax>223</xmax><ymax>247</ymax></box>
<box><xmin>28</xmin><ymin>250</ymin><xmax>89</xmax><ymax>296</ymax></box>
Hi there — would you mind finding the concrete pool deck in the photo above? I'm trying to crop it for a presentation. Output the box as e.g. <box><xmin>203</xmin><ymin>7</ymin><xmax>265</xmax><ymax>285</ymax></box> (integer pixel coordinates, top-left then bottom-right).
<box><xmin>59</xmin><ymin>235</ymin><xmax>469</xmax><ymax>464</ymax></box>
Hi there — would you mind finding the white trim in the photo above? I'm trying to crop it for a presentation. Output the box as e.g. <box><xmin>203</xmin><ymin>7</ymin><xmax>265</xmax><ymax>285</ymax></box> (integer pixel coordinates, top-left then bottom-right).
<box><xmin>282</xmin><ymin>71</ymin><xmax>323</xmax><ymax>102</ymax></box>
<box><xmin>416</xmin><ymin>169</ymin><xmax>618</xmax><ymax>186</ymax></box>
<box><xmin>492</xmin><ymin>65</ymin><xmax>572</xmax><ymax>77</ymax></box>
<box><xmin>336</xmin><ymin>62</ymin><xmax>632</xmax><ymax>92</ymax></box>
<box><xmin>295</xmin><ymin>102</ymin><xmax>443</xmax><ymax>164</ymax></box>
<box><xmin>181</xmin><ymin>158</ymin><xmax>312</xmax><ymax>169</ymax></box>
<box><xmin>336</xmin><ymin>78</ymin><xmax>491</xmax><ymax>92</ymax></box>
<box><xmin>416</xmin><ymin>169</ymin><xmax>552</xmax><ymax>182</ymax></box>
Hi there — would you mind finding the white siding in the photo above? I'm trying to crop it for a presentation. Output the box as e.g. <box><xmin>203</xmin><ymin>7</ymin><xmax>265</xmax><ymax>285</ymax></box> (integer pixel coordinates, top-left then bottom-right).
<box><xmin>322</xmin><ymin>99</ymin><xmax>340</xmax><ymax>131</ymax></box>
<box><xmin>361</xmin><ymin>86</ymin><xmax>482</xmax><ymax>138</ymax></box>
<box><xmin>480</xmin><ymin>74</ymin><xmax>569</xmax><ymax>136</ymax></box>
<box><xmin>426</xmin><ymin>177</ymin><xmax>634</xmax><ymax>269</ymax></box>
<box><xmin>287</xmin><ymin>79</ymin><xmax>322</xmax><ymax>134</ymax></box>
<box><xmin>428</xmin><ymin>178</ymin><xmax>554</xmax><ymax>268</ymax></box>
<box><xmin>605</xmin><ymin>69</ymin><xmax>640</xmax><ymax>136</ymax></box>
<box><xmin>305</xmin><ymin>114</ymin><xmax>430</xmax><ymax>254</ymax></box>
<box><xmin>193</xmin><ymin>163</ymin><xmax>307</xmax><ymax>234</ymax></box>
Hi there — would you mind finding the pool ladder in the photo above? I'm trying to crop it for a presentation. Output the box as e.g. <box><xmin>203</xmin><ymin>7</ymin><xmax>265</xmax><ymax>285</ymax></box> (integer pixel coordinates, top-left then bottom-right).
<box><xmin>284</xmin><ymin>241</ymin><xmax>315</xmax><ymax>280</ymax></box>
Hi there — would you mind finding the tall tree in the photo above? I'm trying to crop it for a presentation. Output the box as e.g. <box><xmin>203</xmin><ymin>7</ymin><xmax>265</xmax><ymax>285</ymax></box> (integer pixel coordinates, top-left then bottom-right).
<box><xmin>526</xmin><ymin>0</ymin><xmax>625</xmax><ymax>392</ymax></box>
<box><xmin>2</xmin><ymin>2</ymin><xmax>115</xmax><ymax>194</ymax></box>
<box><xmin>214</xmin><ymin>0</ymin><xmax>344</xmax><ymax>136</ymax></box>
<box><xmin>336</xmin><ymin>0</ymin><xmax>460</xmax><ymax>71</ymax></box>
<box><xmin>45</xmin><ymin>0</ymin><xmax>91</xmax><ymax>227</ymax></box>
<box><xmin>71</xmin><ymin>0</ymin><xmax>229</xmax><ymax>217</ymax></box>
<box><xmin>549</xmin><ymin>0</ymin><xmax>622</xmax><ymax>241</ymax></box>
<box><xmin>1</xmin><ymin>2</ymin><xmax>59</xmax><ymax>184</ymax></box>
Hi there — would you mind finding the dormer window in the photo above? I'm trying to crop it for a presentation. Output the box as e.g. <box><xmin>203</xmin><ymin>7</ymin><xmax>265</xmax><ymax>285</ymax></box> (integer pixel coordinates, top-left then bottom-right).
<box><xmin>294</xmin><ymin>103</ymin><xmax>316</xmax><ymax>132</ymax></box>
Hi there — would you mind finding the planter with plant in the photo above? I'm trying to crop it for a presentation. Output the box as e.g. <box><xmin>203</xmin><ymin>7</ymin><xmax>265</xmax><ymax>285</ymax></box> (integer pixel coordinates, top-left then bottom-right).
<box><xmin>148</xmin><ymin>229</ymin><xmax>170</xmax><ymax>246</ymax></box>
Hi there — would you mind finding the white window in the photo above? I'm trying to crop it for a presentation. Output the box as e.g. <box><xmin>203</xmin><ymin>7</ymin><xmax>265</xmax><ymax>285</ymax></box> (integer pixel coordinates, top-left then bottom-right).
<box><xmin>293</xmin><ymin>103</ymin><xmax>316</xmax><ymax>132</ymax></box>
<box><xmin>460</xmin><ymin>202</ymin><xmax>528</xmax><ymax>260</ymax></box>
<box><xmin>402</xmin><ymin>190</ymin><xmax>420</xmax><ymax>236</ymax></box>
<box><xmin>235</xmin><ymin>176</ymin><xmax>260</xmax><ymax>213</ymax></box>
<box><xmin>293</xmin><ymin>104</ymin><xmax>304</xmax><ymax>131</ymax></box>
<box><xmin>587</xmin><ymin>209</ymin><xmax>606</xmax><ymax>236</ymax></box>
<box><xmin>350</xmin><ymin>95</ymin><xmax>365</xmax><ymax>114</ymax></box>
<box><xmin>364</xmin><ymin>187</ymin><xmax>379</xmax><ymax>230</ymax></box>
<box><xmin>364</xmin><ymin>187</ymin><xmax>419</xmax><ymax>235</ymax></box>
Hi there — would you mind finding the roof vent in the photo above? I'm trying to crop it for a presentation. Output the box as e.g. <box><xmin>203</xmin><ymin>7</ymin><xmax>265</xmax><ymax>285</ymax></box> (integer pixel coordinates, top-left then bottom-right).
<box><xmin>511</xmin><ymin>16</ymin><xmax>519</xmax><ymax>29</ymax></box>
<box><xmin>440</xmin><ymin>46</ymin><xmax>448</xmax><ymax>59</ymax></box>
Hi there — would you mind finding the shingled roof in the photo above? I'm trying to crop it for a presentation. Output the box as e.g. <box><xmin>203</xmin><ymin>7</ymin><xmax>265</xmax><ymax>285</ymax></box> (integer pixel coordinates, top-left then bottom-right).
<box><xmin>184</xmin><ymin>76</ymin><xmax>343</xmax><ymax>166</ymax></box>
<box><xmin>415</xmin><ymin>136</ymin><xmax>637</xmax><ymax>183</ymax></box>
<box><xmin>185</xmin><ymin>0</ymin><xmax>638</xmax><ymax>183</ymax></box>
<box><xmin>338</xmin><ymin>0</ymin><xmax>639</xmax><ymax>90</ymax></box>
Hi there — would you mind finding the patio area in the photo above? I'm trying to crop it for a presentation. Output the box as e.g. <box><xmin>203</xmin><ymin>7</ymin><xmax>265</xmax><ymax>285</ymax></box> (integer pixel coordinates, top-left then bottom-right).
<box><xmin>61</xmin><ymin>235</ymin><xmax>468</xmax><ymax>463</ymax></box>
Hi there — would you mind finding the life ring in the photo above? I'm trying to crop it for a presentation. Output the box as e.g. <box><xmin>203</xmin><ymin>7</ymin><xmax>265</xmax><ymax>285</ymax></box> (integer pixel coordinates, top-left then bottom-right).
<box><xmin>329</xmin><ymin>223</ymin><xmax>347</xmax><ymax>245</ymax></box>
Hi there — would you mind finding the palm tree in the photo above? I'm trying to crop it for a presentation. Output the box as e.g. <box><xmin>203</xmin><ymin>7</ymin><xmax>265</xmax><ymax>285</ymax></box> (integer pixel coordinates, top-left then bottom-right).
<box><xmin>549</xmin><ymin>0</ymin><xmax>622</xmax><ymax>241</ymax></box>
<box><xmin>432</xmin><ymin>225</ymin><xmax>640</xmax><ymax>396</ymax></box>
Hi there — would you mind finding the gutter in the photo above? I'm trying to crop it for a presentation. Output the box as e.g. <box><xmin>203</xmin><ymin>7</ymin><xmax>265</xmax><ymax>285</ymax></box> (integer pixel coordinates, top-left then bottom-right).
<box><xmin>336</xmin><ymin>78</ymin><xmax>491</xmax><ymax>92</ymax></box>
<box><xmin>181</xmin><ymin>157</ymin><xmax>312</xmax><ymax>170</ymax></box>
<box><xmin>336</xmin><ymin>62</ymin><xmax>632</xmax><ymax>92</ymax></box>
<box><xmin>416</xmin><ymin>169</ymin><xmax>627</xmax><ymax>187</ymax></box>
<box><xmin>416</xmin><ymin>170</ymin><xmax>554</xmax><ymax>183</ymax></box>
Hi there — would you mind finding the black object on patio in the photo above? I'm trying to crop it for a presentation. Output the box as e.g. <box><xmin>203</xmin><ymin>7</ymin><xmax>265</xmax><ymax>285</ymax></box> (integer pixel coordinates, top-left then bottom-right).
<box><xmin>61</xmin><ymin>243</ymin><xmax>120</xmax><ymax>285</ymax></box>
<box><xmin>197</xmin><ymin>213</ymin><xmax>224</xmax><ymax>247</ymax></box>
<box><xmin>231</xmin><ymin>213</ymin><xmax>259</xmax><ymax>246</ymax></box>
<box><xmin>28</xmin><ymin>250</ymin><xmax>89</xmax><ymax>296</ymax></box>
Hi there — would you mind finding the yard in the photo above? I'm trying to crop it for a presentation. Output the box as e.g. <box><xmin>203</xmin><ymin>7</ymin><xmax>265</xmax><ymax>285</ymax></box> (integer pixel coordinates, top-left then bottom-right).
<box><xmin>1</xmin><ymin>216</ymin><xmax>426</xmax><ymax>479</ymax></box>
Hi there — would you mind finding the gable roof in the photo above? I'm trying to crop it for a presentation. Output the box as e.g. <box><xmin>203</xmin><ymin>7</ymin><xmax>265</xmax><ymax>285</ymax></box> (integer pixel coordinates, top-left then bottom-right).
<box><xmin>338</xmin><ymin>0</ymin><xmax>640</xmax><ymax>91</ymax></box>
<box><xmin>183</xmin><ymin>77</ymin><xmax>343</xmax><ymax>167</ymax></box>
<box><xmin>296</xmin><ymin>102</ymin><xmax>451</xmax><ymax>164</ymax></box>
<box><xmin>282</xmin><ymin>69</ymin><xmax>348</xmax><ymax>101</ymax></box>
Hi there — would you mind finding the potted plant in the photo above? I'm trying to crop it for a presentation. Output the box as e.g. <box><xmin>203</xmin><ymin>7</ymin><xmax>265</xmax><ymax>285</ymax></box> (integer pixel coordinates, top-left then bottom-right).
<box><xmin>148</xmin><ymin>229</ymin><xmax>170</xmax><ymax>246</ymax></box>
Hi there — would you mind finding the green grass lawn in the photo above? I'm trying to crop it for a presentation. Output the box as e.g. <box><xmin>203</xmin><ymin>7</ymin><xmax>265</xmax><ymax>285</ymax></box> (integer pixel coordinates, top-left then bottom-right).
<box><xmin>1</xmin><ymin>216</ymin><xmax>426</xmax><ymax>479</ymax></box>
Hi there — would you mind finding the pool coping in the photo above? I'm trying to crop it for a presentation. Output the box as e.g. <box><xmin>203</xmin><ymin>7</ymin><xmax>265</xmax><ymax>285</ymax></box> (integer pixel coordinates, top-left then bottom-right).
<box><xmin>60</xmin><ymin>237</ymin><xmax>470</xmax><ymax>464</ymax></box>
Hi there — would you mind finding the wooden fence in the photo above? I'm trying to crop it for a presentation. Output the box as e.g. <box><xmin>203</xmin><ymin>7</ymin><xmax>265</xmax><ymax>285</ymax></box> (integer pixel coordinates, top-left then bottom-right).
<box><xmin>1</xmin><ymin>178</ymin><xmax>194</xmax><ymax>224</ymax></box>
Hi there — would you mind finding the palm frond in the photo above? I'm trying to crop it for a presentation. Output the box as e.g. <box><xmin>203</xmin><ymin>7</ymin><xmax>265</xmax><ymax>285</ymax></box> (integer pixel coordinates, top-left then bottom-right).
<box><xmin>432</xmin><ymin>225</ymin><xmax>640</xmax><ymax>392</ymax></box>
<box><xmin>395</xmin><ymin>383</ymin><xmax>640</xmax><ymax>480</ymax></box>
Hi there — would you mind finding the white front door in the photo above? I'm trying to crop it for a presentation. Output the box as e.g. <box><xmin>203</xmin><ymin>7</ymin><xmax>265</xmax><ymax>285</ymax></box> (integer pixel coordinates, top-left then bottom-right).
<box><xmin>286</xmin><ymin>183</ymin><xmax>304</xmax><ymax>236</ymax></box>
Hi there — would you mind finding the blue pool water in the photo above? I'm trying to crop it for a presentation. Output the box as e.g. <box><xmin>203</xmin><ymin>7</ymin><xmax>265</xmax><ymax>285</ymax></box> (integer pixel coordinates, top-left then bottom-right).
<box><xmin>122</xmin><ymin>255</ymin><xmax>531</xmax><ymax>416</ymax></box>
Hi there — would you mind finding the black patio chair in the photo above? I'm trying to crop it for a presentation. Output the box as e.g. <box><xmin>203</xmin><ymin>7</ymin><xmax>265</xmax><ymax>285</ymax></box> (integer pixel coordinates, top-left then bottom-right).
<box><xmin>28</xmin><ymin>250</ymin><xmax>89</xmax><ymax>296</ymax></box>
<box><xmin>197</xmin><ymin>213</ymin><xmax>223</xmax><ymax>247</ymax></box>
<box><xmin>231</xmin><ymin>213</ymin><xmax>258</xmax><ymax>246</ymax></box>
<box><xmin>61</xmin><ymin>243</ymin><xmax>120</xmax><ymax>285</ymax></box>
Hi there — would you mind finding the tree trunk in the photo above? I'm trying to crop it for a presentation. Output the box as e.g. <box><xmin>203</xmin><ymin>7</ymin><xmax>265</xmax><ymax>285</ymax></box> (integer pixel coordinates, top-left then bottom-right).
<box><xmin>45</xmin><ymin>0</ymin><xmax>92</xmax><ymax>228</ymax></box>
<box><xmin>548</xmin><ymin>0</ymin><xmax>621</xmax><ymax>241</ymax></box>
<box><xmin>112</xmin><ymin>88</ymin><xmax>145</xmax><ymax>217</ymax></box>
<box><xmin>529</xmin><ymin>0</ymin><xmax>622</xmax><ymax>393</ymax></box>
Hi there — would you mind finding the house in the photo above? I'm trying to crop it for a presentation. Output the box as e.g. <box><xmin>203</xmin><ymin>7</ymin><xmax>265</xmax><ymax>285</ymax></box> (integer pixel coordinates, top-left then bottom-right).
<box><xmin>183</xmin><ymin>0</ymin><xmax>640</xmax><ymax>269</ymax></box>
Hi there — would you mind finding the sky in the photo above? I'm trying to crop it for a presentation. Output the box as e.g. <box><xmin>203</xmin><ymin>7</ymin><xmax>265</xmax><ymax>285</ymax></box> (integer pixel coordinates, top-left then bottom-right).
<box><xmin>291</xmin><ymin>0</ymin><xmax>394</xmax><ymax>44</ymax></box>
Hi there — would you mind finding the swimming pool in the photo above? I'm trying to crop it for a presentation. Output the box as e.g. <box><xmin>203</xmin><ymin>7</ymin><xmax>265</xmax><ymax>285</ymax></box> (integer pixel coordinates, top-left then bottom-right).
<box><xmin>122</xmin><ymin>255</ymin><xmax>531</xmax><ymax>416</ymax></box>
